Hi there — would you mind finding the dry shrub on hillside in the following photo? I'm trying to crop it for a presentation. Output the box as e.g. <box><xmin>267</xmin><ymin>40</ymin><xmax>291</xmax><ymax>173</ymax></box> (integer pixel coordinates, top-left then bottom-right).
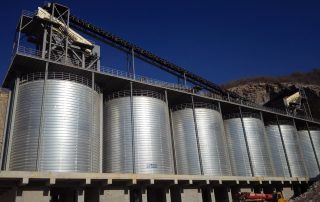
<box><xmin>221</xmin><ymin>68</ymin><xmax>320</xmax><ymax>89</ymax></box>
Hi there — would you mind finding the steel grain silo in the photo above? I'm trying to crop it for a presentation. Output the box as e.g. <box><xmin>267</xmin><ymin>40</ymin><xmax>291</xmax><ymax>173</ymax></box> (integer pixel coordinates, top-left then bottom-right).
<box><xmin>103</xmin><ymin>90</ymin><xmax>174</xmax><ymax>174</ymax></box>
<box><xmin>9</xmin><ymin>72</ymin><xmax>101</xmax><ymax>172</ymax></box>
<box><xmin>265</xmin><ymin>124</ymin><xmax>290</xmax><ymax>177</ymax></box>
<box><xmin>224</xmin><ymin>113</ymin><xmax>274</xmax><ymax>176</ymax></box>
<box><xmin>309</xmin><ymin>129</ymin><xmax>320</xmax><ymax>166</ymax></box>
<box><xmin>171</xmin><ymin>106</ymin><xmax>201</xmax><ymax>175</ymax></box>
<box><xmin>276</xmin><ymin>122</ymin><xmax>307</xmax><ymax>177</ymax></box>
<box><xmin>298</xmin><ymin>130</ymin><xmax>319</xmax><ymax>177</ymax></box>
<box><xmin>171</xmin><ymin>103</ymin><xmax>231</xmax><ymax>176</ymax></box>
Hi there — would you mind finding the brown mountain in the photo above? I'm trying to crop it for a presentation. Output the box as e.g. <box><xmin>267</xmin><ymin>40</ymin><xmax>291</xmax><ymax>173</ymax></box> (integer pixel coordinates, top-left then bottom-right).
<box><xmin>0</xmin><ymin>89</ymin><xmax>9</xmax><ymax>157</ymax></box>
<box><xmin>222</xmin><ymin>69</ymin><xmax>320</xmax><ymax>119</ymax></box>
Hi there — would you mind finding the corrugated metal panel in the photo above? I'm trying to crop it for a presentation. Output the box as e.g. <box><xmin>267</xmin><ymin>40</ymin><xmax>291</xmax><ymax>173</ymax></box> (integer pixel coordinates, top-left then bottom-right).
<box><xmin>104</xmin><ymin>97</ymin><xmax>133</xmax><ymax>173</ymax></box>
<box><xmin>280</xmin><ymin>124</ymin><xmax>307</xmax><ymax>177</ymax></box>
<box><xmin>310</xmin><ymin>130</ymin><xmax>320</xmax><ymax>167</ymax></box>
<box><xmin>225</xmin><ymin>116</ymin><xmax>274</xmax><ymax>176</ymax></box>
<box><xmin>298</xmin><ymin>130</ymin><xmax>319</xmax><ymax>178</ymax></box>
<box><xmin>103</xmin><ymin>93</ymin><xmax>174</xmax><ymax>174</ymax></box>
<box><xmin>133</xmin><ymin>96</ymin><xmax>173</xmax><ymax>174</ymax></box>
<box><xmin>9</xmin><ymin>81</ymin><xmax>43</xmax><ymax>171</ymax></box>
<box><xmin>9</xmin><ymin>79</ymin><xmax>101</xmax><ymax>172</ymax></box>
<box><xmin>195</xmin><ymin>108</ymin><xmax>231</xmax><ymax>176</ymax></box>
<box><xmin>243</xmin><ymin>117</ymin><xmax>274</xmax><ymax>176</ymax></box>
<box><xmin>172</xmin><ymin>108</ymin><xmax>201</xmax><ymax>175</ymax></box>
<box><xmin>225</xmin><ymin>118</ymin><xmax>252</xmax><ymax>176</ymax></box>
<box><xmin>172</xmin><ymin>106</ymin><xmax>231</xmax><ymax>176</ymax></box>
<box><xmin>265</xmin><ymin>125</ymin><xmax>290</xmax><ymax>177</ymax></box>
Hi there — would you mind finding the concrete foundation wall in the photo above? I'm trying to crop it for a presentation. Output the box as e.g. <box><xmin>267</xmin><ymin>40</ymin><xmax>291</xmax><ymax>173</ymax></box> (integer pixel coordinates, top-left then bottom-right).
<box><xmin>282</xmin><ymin>187</ymin><xmax>294</xmax><ymax>199</ymax></box>
<box><xmin>16</xmin><ymin>190</ymin><xmax>50</xmax><ymax>202</ymax></box>
<box><xmin>100</xmin><ymin>190</ymin><xmax>130</xmax><ymax>202</ymax></box>
<box><xmin>181</xmin><ymin>189</ymin><xmax>202</xmax><ymax>202</ymax></box>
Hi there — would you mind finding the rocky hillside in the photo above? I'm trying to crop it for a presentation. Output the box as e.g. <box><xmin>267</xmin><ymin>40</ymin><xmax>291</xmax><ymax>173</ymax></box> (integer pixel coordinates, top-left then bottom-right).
<box><xmin>222</xmin><ymin>69</ymin><xmax>320</xmax><ymax>119</ymax></box>
<box><xmin>0</xmin><ymin>89</ymin><xmax>9</xmax><ymax>157</ymax></box>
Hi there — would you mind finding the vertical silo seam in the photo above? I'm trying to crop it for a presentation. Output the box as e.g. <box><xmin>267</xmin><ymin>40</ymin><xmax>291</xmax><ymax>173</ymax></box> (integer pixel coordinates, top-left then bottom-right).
<box><xmin>260</xmin><ymin>112</ymin><xmax>275</xmax><ymax>176</ymax></box>
<box><xmin>169</xmin><ymin>108</ymin><xmax>177</xmax><ymax>174</ymax></box>
<box><xmin>90</xmin><ymin>72</ymin><xmax>100</xmax><ymax>172</ymax></box>
<box><xmin>89</xmin><ymin>72</ymin><xmax>100</xmax><ymax>172</ymax></box>
<box><xmin>6</xmin><ymin>78</ymin><xmax>20</xmax><ymax>170</ymax></box>
<box><xmin>276</xmin><ymin>116</ymin><xmax>292</xmax><ymax>177</ymax></box>
<box><xmin>35</xmin><ymin>69</ymin><xmax>48</xmax><ymax>171</ymax></box>
<box><xmin>165</xmin><ymin>90</ymin><xmax>176</xmax><ymax>174</ymax></box>
<box><xmin>99</xmin><ymin>93</ymin><xmax>103</xmax><ymax>173</ymax></box>
<box><xmin>292</xmin><ymin>119</ymin><xmax>308</xmax><ymax>176</ymax></box>
<box><xmin>306</xmin><ymin>122</ymin><xmax>320</xmax><ymax>170</ymax></box>
<box><xmin>218</xmin><ymin>102</ymin><xmax>232</xmax><ymax>175</ymax></box>
<box><xmin>238</xmin><ymin>108</ymin><xmax>254</xmax><ymax>176</ymax></box>
<box><xmin>90</xmin><ymin>73</ymin><xmax>94</xmax><ymax>172</ymax></box>
<box><xmin>309</xmin><ymin>129</ymin><xmax>320</xmax><ymax>170</ymax></box>
<box><xmin>191</xmin><ymin>97</ymin><xmax>203</xmax><ymax>175</ymax></box>
<box><xmin>130</xmin><ymin>82</ymin><xmax>135</xmax><ymax>173</ymax></box>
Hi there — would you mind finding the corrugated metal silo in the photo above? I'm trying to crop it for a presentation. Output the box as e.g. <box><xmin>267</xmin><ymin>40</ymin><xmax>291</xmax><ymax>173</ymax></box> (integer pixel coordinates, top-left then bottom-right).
<box><xmin>224</xmin><ymin>114</ymin><xmax>274</xmax><ymax>176</ymax></box>
<box><xmin>309</xmin><ymin>129</ymin><xmax>320</xmax><ymax>166</ymax></box>
<box><xmin>104</xmin><ymin>96</ymin><xmax>133</xmax><ymax>173</ymax></box>
<box><xmin>171</xmin><ymin>103</ymin><xmax>231</xmax><ymax>176</ymax></box>
<box><xmin>298</xmin><ymin>130</ymin><xmax>319</xmax><ymax>177</ymax></box>
<box><xmin>171</xmin><ymin>106</ymin><xmax>200</xmax><ymax>175</ymax></box>
<box><xmin>9</xmin><ymin>72</ymin><xmax>101</xmax><ymax>172</ymax></box>
<box><xmin>277</xmin><ymin>123</ymin><xmax>307</xmax><ymax>177</ymax></box>
<box><xmin>265</xmin><ymin>124</ymin><xmax>290</xmax><ymax>177</ymax></box>
<box><xmin>103</xmin><ymin>90</ymin><xmax>174</xmax><ymax>174</ymax></box>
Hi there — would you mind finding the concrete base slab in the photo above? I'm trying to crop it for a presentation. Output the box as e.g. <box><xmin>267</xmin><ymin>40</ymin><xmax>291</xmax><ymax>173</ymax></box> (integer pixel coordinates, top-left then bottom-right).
<box><xmin>239</xmin><ymin>188</ymin><xmax>251</xmax><ymax>192</ymax></box>
<box><xmin>16</xmin><ymin>190</ymin><xmax>50</xmax><ymax>202</ymax></box>
<box><xmin>100</xmin><ymin>190</ymin><xmax>129</xmax><ymax>202</ymax></box>
<box><xmin>282</xmin><ymin>187</ymin><xmax>294</xmax><ymax>200</ymax></box>
<box><xmin>181</xmin><ymin>189</ymin><xmax>202</xmax><ymax>202</ymax></box>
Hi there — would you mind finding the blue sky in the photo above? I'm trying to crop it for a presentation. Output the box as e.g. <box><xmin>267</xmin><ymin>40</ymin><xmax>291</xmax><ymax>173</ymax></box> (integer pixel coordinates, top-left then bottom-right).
<box><xmin>1</xmin><ymin>0</ymin><xmax>320</xmax><ymax>85</ymax></box>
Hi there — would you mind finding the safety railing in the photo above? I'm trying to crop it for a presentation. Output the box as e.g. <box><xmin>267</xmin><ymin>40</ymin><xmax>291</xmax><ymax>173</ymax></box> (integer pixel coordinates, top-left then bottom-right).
<box><xmin>223</xmin><ymin>112</ymin><xmax>261</xmax><ymax>120</ymax></box>
<box><xmin>20</xmin><ymin>72</ymin><xmax>46</xmax><ymax>84</ymax></box>
<box><xmin>21</xmin><ymin>10</ymin><xmax>35</xmax><ymax>18</ymax></box>
<box><xmin>19</xmin><ymin>72</ymin><xmax>101</xmax><ymax>92</ymax></box>
<box><xmin>100</xmin><ymin>66</ymin><xmax>191</xmax><ymax>92</ymax></box>
<box><xmin>106</xmin><ymin>90</ymin><xmax>165</xmax><ymax>101</ymax></box>
<box><xmin>17</xmin><ymin>46</ymin><xmax>98</xmax><ymax>70</ymax></box>
<box><xmin>18</xmin><ymin>46</ymin><xmax>42</xmax><ymax>58</ymax></box>
<box><xmin>171</xmin><ymin>103</ymin><xmax>219</xmax><ymax>112</ymax></box>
